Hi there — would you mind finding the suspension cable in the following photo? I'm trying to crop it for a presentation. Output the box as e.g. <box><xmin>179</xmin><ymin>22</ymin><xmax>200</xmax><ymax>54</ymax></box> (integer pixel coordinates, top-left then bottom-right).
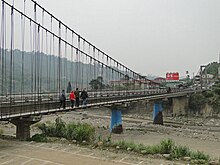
<box><xmin>40</xmin><ymin>9</ymin><xmax>44</xmax><ymax>95</ymax></box>
<box><xmin>58</xmin><ymin>21</ymin><xmax>61</xmax><ymax>93</ymax></box>
<box><xmin>10</xmin><ymin>4</ymin><xmax>14</xmax><ymax>95</ymax></box>
<box><xmin>49</xmin><ymin>16</ymin><xmax>52</xmax><ymax>92</ymax></box>
<box><xmin>64</xmin><ymin>26</ymin><xmax>67</xmax><ymax>90</ymax></box>
<box><xmin>2</xmin><ymin>0</ymin><xmax>135</xmax><ymax>93</ymax></box>
<box><xmin>81</xmin><ymin>39</ymin><xmax>85</xmax><ymax>89</ymax></box>
<box><xmin>0</xmin><ymin>0</ymin><xmax>5</xmax><ymax>96</ymax></box>
<box><xmin>71</xmin><ymin>31</ymin><xmax>73</xmax><ymax>87</ymax></box>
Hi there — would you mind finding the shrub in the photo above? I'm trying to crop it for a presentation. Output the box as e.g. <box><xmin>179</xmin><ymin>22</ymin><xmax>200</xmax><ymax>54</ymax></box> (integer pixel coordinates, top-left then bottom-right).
<box><xmin>159</xmin><ymin>138</ymin><xmax>175</xmax><ymax>154</ymax></box>
<box><xmin>190</xmin><ymin>150</ymin><xmax>210</xmax><ymax>161</ymax></box>
<box><xmin>54</xmin><ymin>117</ymin><xmax>66</xmax><ymax>137</ymax></box>
<box><xmin>66</xmin><ymin>122</ymin><xmax>77</xmax><ymax>140</ymax></box>
<box><xmin>36</xmin><ymin>118</ymin><xmax>96</xmax><ymax>143</ymax></box>
<box><xmin>66</xmin><ymin>122</ymin><xmax>95</xmax><ymax>143</ymax></box>
<box><xmin>171</xmin><ymin>145</ymin><xmax>191</xmax><ymax>159</ymax></box>
<box><xmin>0</xmin><ymin>129</ymin><xmax>3</xmax><ymax>135</ymax></box>
<box><xmin>30</xmin><ymin>134</ymin><xmax>47</xmax><ymax>142</ymax></box>
<box><xmin>189</xmin><ymin>93</ymin><xmax>206</xmax><ymax>114</ymax></box>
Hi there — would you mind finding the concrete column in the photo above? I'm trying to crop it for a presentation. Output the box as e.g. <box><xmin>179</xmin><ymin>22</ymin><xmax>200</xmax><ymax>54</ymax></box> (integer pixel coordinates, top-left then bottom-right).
<box><xmin>153</xmin><ymin>102</ymin><xmax>163</xmax><ymax>125</ymax></box>
<box><xmin>172</xmin><ymin>97</ymin><xmax>188</xmax><ymax>116</ymax></box>
<box><xmin>110</xmin><ymin>108</ymin><xmax>123</xmax><ymax>134</ymax></box>
<box><xmin>11</xmin><ymin>116</ymin><xmax>41</xmax><ymax>140</ymax></box>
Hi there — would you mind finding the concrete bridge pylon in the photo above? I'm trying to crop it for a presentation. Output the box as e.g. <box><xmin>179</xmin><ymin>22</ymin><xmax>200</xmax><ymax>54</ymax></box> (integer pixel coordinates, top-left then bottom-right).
<box><xmin>10</xmin><ymin>116</ymin><xmax>41</xmax><ymax>140</ymax></box>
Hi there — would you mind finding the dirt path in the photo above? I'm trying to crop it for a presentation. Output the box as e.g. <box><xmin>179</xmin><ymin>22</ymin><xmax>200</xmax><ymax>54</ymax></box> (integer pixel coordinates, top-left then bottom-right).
<box><xmin>0</xmin><ymin>139</ymin><xmax>183</xmax><ymax>165</ymax></box>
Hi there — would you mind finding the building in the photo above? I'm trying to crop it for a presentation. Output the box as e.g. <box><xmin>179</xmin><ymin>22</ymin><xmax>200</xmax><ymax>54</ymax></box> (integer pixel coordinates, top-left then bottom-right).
<box><xmin>109</xmin><ymin>79</ymin><xmax>160</xmax><ymax>90</ymax></box>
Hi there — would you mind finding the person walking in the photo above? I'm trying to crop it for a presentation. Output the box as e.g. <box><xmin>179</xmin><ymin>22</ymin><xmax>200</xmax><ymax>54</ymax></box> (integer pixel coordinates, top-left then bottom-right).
<box><xmin>59</xmin><ymin>89</ymin><xmax>66</xmax><ymax>109</ymax></box>
<box><xmin>74</xmin><ymin>88</ymin><xmax>80</xmax><ymax>107</ymax></box>
<box><xmin>80</xmin><ymin>88</ymin><xmax>88</xmax><ymax>107</ymax></box>
<box><xmin>69</xmin><ymin>90</ymin><xmax>75</xmax><ymax>108</ymax></box>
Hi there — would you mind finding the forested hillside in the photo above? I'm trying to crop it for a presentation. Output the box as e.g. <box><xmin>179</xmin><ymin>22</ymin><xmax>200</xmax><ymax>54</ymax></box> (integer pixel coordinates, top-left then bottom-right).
<box><xmin>0</xmin><ymin>49</ymin><xmax>121</xmax><ymax>94</ymax></box>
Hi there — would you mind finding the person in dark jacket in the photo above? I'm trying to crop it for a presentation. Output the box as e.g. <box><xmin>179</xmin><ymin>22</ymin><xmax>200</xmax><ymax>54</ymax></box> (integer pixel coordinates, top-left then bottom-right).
<box><xmin>74</xmin><ymin>88</ymin><xmax>80</xmax><ymax>107</ymax></box>
<box><xmin>59</xmin><ymin>89</ymin><xmax>66</xmax><ymax>109</ymax></box>
<box><xmin>80</xmin><ymin>88</ymin><xmax>88</xmax><ymax>106</ymax></box>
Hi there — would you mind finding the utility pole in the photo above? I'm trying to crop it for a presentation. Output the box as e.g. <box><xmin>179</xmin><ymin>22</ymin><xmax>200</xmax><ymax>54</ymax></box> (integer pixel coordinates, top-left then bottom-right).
<box><xmin>219</xmin><ymin>54</ymin><xmax>220</xmax><ymax>64</ymax></box>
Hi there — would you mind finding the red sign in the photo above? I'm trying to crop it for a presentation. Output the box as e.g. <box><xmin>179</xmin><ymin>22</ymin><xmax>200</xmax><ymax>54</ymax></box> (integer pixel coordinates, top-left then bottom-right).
<box><xmin>166</xmin><ymin>72</ymin><xmax>179</xmax><ymax>81</ymax></box>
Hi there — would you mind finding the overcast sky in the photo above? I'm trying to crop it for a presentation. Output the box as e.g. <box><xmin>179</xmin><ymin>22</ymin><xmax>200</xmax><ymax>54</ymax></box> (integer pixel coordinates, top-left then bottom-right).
<box><xmin>35</xmin><ymin>0</ymin><xmax>220</xmax><ymax>77</ymax></box>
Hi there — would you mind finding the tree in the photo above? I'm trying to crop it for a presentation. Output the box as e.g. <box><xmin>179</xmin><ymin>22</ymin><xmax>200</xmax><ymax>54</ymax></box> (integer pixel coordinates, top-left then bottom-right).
<box><xmin>189</xmin><ymin>93</ymin><xmax>206</xmax><ymax>114</ymax></box>
<box><xmin>89</xmin><ymin>76</ymin><xmax>105</xmax><ymax>90</ymax></box>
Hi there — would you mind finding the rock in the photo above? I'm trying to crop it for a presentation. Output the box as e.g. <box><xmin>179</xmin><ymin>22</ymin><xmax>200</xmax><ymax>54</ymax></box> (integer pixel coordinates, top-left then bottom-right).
<box><xmin>72</xmin><ymin>140</ymin><xmax>77</xmax><ymax>143</ymax></box>
<box><xmin>209</xmin><ymin>160</ymin><xmax>220</xmax><ymax>165</ymax></box>
<box><xmin>82</xmin><ymin>113</ymin><xmax>88</xmax><ymax>119</ymax></box>
<box><xmin>60</xmin><ymin>138</ymin><xmax>67</xmax><ymax>142</ymax></box>
<box><xmin>141</xmin><ymin>150</ymin><xmax>147</xmax><ymax>154</ymax></box>
<box><xmin>82</xmin><ymin>140</ymin><xmax>87</xmax><ymax>144</ymax></box>
<box><xmin>163</xmin><ymin>154</ymin><xmax>170</xmax><ymax>159</ymax></box>
<box><xmin>116</xmin><ymin>146</ymin><xmax>120</xmax><ymax>149</ymax></box>
<box><xmin>183</xmin><ymin>157</ymin><xmax>191</xmax><ymax>161</ymax></box>
<box><xmin>97</xmin><ymin>141</ymin><xmax>103</xmax><ymax>146</ymax></box>
<box><xmin>127</xmin><ymin>147</ymin><xmax>131</xmax><ymax>151</ymax></box>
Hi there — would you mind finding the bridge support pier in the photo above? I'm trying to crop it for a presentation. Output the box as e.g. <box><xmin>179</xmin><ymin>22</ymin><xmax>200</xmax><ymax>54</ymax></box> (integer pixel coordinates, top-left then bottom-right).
<box><xmin>11</xmin><ymin>116</ymin><xmax>41</xmax><ymax>140</ymax></box>
<box><xmin>110</xmin><ymin>108</ymin><xmax>123</xmax><ymax>134</ymax></box>
<box><xmin>153</xmin><ymin>102</ymin><xmax>163</xmax><ymax>125</ymax></box>
<box><xmin>172</xmin><ymin>97</ymin><xmax>188</xmax><ymax>116</ymax></box>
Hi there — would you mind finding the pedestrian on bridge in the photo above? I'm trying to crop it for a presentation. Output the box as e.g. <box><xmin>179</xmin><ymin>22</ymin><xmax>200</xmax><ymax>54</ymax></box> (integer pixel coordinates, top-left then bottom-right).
<box><xmin>69</xmin><ymin>90</ymin><xmax>75</xmax><ymax>108</ymax></box>
<box><xmin>74</xmin><ymin>88</ymin><xmax>80</xmax><ymax>107</ymax></box>
<box><xmin>59</xmin><ymin>89</ymin><xmax>66</xmax><ymax>109</ymax></box>
<box><xmin>80</xmin><ymin>88</ymin><xmax>88</xmax><ymax>107</ymax></box>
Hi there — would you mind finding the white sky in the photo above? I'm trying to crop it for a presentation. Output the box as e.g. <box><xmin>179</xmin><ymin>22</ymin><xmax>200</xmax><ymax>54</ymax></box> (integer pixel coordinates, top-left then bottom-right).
<box><xmin>30</xmin><ymin>0</ymin><xmax>220</xmax><ymax>77</ymax></box>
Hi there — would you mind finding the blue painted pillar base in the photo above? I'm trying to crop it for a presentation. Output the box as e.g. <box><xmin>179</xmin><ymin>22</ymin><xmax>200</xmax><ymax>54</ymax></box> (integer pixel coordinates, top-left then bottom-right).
<box><xmin>110</xmin><ymin>109</ymin><xmax>123</xmax><ymax>134</ymax></box>
<box><xmin>153</xmin><ymin>102</ymin><xmax>163</xmax><ymax>125</ymax></box>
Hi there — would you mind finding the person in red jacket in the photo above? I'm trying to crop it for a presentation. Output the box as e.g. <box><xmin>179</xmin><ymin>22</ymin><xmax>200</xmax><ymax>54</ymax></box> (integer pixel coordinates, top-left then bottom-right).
<box><xmin>69</xmin><ymin>90</ymin><xmax>75</xmax><ymax>108</ymax></box>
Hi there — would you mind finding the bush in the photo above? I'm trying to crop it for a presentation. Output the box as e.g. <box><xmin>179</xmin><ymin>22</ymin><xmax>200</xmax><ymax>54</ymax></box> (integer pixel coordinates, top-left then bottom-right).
<box><xmin>30</xmin><ymin>134</ymin><xmax>47</xmax><ymax>142</ymax></box>
<box><xmin>190</xmin><ymin>151</ymin><xmax>210</xmax><ymax>161</ymax></box>
<box><xmin>159</xmin><ymin>138</ymin><xmax>175</xmax><ymax>154</ymax></box>
<box><xmin>0</xmin><ymin>129</ymin><xmax>3</xmax><ymax>135</ymax></box>
<box><xmin>36</xmin><ymin>117</ymin><xmax>95</xmax><ymax>143</ymax></box>
<box><xmin>66</xmin><ymin>122</ymin><xmax>95</xmax><ymax>143</ymax></box>
<box><xmin>171</xmin><ymin>145</ymin><xmax>191</xmax><ymax>159</ymax></box>
<box><xmin>66</xmin><ymin>122</ymin><xmax>77</xmax><ymax>140</ymax></box>
<box><xmin>54</xmin><ymin>117</ymin><xmax>66</xmax><ymax>137</ymax></box>
<box><xmin>111</xmin><ymin>139</ymin><xmax>210</xmax><ymax>162</ymax></box>
<box><xmin>189</xmin><ymin>93</ymin><xmax>206</xmax><ymax>114</ymax></box>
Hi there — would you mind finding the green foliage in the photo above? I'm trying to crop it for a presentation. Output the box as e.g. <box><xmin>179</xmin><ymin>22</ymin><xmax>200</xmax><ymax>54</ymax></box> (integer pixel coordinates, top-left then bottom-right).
<box><xmin>67</xmin><ymin>122</ymin><xmax>95</xmax><ymax>143</ymax></box>
<box><xmin>0</xmin><ymin>129</ymin><xmax>3</xmax><ymax>135</ymax></box>
<box><xmin>0</xmin><ymin>49</ymin><xmax>119</xmax><ymax>94</ymax></box>
<box><xmin>89</xmin><ymin>76</ymin><xmax>105</xmax><ymax>90</ymax></box>
<box><xmin>54</xmin><ymin>117</ymin><xmax>66</xmax><ymax>137</ymax></box>
<box><xmin>208</xmin><ymin>95</ymin><xmax>220</xmax><ymax>113</ymax></box>
<box><xmin>206</xmin><ymin>62</ymin><xmax>220</xmax><ymax>78</ymax></box>
<box><xmin>30</xmin><ymin>134</ymin><xmax>47</xmax><ymax>142</ymax></box>
<box><xmin>36</xmin><ymin>117</ymin><xmax>95</xmax><ymax>143</ymax></box>
<box><xmin>189</xmin><ymin>93</ymin><xmax>206</xmax><ymax>113</ymax></box>
<box><xmin>109</xmin><ymin>138</ymin><xmax>210</xmax><ymax>162</ymax></box>
<box><xmin>190</xmin><ymin>151</ymin><xmax>210</xmax><ymax>161</ymax></box>
<box><xmin>203</xmin><ymin>91</ymin><xmax>214</xmax><ymax>98</ymax></box>
<box><xmin>171</xmin><ymin>145</ymin><xmax>191</xmax><ymax>159</ymax></box>
<box><xmin>98</xmin><ymin>134</ymin><xmax>112</xmax><ymax>146</ymax></box>
<box><xmin>159</xmin><ymin>138</ymin><xmax>175</xmax><ymax>154</ymax></box>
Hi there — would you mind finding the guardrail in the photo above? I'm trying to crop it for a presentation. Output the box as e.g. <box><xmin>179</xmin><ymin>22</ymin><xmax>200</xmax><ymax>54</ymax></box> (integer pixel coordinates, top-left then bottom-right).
<box><xmin>0</xmin><ymin>88</ymin><xmax>199</xmax><ymax>120</ymax></box>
